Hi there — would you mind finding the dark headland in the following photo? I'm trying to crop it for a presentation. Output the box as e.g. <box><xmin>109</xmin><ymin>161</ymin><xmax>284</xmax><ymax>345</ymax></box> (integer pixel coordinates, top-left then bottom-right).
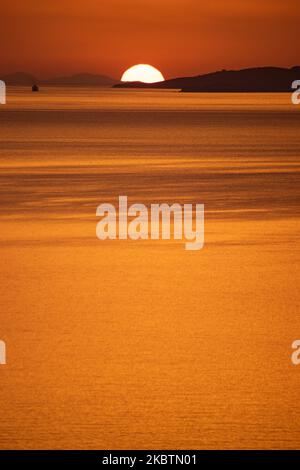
<box><xmin>114</xmin><ymin>66</ymin><xmax>300</xmax><ymax>92</ymax></box>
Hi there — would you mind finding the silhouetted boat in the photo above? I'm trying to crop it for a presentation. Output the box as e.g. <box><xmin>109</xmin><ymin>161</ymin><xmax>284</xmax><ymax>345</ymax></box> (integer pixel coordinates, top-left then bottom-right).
<box><xmin>32</xmin><ymin>84</ymin><xmax>39</xmax><ymax>92</ymax></box>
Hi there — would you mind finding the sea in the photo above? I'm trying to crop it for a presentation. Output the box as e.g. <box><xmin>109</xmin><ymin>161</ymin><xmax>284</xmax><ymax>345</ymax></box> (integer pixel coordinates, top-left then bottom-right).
<box><xmin>0</xmin><ymin>87</ymin><xmax>299</xmax><ymax>449</ymax></box>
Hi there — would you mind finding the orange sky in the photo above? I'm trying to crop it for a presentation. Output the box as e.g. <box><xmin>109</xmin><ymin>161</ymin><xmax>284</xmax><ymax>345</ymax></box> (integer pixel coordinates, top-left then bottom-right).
<box><xmin>1</xmin><ymin>0</ymin><xmax>299</xmax><ymax>79</ymax></box>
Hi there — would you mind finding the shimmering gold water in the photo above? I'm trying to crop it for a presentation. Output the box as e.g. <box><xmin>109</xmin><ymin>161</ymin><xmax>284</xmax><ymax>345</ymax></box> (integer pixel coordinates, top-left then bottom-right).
<box><xmin>0</xmin><ymin>89</ymin><xmax>299</xmax><ymax>449</ymax></box>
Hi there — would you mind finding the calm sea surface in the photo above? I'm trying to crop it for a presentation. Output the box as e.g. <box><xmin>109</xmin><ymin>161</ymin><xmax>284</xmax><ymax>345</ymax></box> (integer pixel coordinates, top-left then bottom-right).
<box><xmin>0</xmin><ymin>88</ymin><xmax>299</xmax><ymax>449</ymax></box>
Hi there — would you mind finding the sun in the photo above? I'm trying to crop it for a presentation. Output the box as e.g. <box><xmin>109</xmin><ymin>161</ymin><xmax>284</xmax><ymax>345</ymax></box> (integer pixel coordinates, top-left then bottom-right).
<box><xmin>121</xmin><ymin>64</ymin><xmax>165</xmax><ymax>84</ymax></box>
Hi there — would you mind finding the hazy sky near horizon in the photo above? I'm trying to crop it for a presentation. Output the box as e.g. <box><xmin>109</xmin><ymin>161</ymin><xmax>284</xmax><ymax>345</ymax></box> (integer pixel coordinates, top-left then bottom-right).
<box><xmin>1</xmin><ymin>0</ymin><xmax>299</xmax><ymax>79</ymax></box>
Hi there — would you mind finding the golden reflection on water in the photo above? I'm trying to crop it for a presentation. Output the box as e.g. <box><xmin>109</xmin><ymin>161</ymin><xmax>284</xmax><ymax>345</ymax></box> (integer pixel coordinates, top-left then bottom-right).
<box><xmin>0</xmin><ymin>89</ymin><xmax>299</xmax><ymax>449</ymax></box>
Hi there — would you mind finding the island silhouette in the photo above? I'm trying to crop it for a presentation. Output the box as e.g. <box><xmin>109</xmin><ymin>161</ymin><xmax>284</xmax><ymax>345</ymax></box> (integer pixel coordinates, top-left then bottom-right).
<box><xmin>115</xmin><ymin>66</ymin><xmax>300</xmax><ymax>92</ymax></box>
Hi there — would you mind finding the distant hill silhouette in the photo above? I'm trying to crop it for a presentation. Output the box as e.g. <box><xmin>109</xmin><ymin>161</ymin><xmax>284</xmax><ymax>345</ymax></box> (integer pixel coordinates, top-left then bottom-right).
<box><xmin>115</xmin><ymin>66</ymin><xmax>300</xmax><ymax>92</ymax></box>
<box><xmin>0</xmin><ymin>72</ymin><xmax>118</xmax><ymax>87</ymax></box>
<box><xmin>42</xmin><ymin>73</ymin><xmax>118</xmax><ymax>86</ymax></box>
<box><xmin>2</xmin><ymin>67</ymin><xmax>299</xmax><ymax>91</ymax></box>
<box><xmin>1</xmin><ymin>72</ymin><xmax>38</xmax><ymax>86</ymax></box>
